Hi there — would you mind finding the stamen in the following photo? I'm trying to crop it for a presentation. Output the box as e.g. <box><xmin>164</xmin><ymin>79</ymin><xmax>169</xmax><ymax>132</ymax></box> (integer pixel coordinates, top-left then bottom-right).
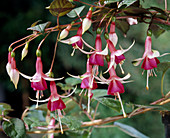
<box><xmin>119</xmin><ymin>64</ymin><xmax>125</xmax><ymax>74</ymax></box>
<box><xmin>40</xmin><ymin>90</ymin><xmax>44</xmax><ymax>98</ymax></box>
<box><xmin>84</xmin><ymin>89</ymin><xmax>87</xmax><ymax>96</ymax></box>
<box><xmin>117</xmin><ymin>92</ymin><xmax>127</xmax><ymax>118</ymax></box>
<box><xmin>79</xmin><ymin>89</ymin><xmax>84</xmax><ymax>96</ymax></box>
<box><xmin>87</xmin><ymin>89</ymin><xmax>91</xmax><ymax>113</ymax></box>
<box><xmin>58</xmin><ymin>116</ymin><xmax>63</xmax><ymax>134</ymax></box>
<box><xmin>71</xmin><ymin>48</ymin><xmax>76</xmax><ymax>56</ymax></box>
<box><xmin>146</xmin><ymin>70</ymin><xmax>149</xmax><ymax>90</ymax></box>
<box><xmin>152</xmin><ymin>69</ymin><xmax>157</xmax><ymax>77</ymax></box>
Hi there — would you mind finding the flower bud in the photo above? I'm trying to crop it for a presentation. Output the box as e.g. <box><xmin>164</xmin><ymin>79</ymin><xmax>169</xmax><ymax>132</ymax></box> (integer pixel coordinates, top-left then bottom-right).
<box><xmin>82</xmin><ymin>7</ymin><xmax>93</xmax><ymax>34</ymax></box>
<box><xmin>21</xmin><ymin>42</ymin><xmax>29</xmax><ymax>61</ymax></box>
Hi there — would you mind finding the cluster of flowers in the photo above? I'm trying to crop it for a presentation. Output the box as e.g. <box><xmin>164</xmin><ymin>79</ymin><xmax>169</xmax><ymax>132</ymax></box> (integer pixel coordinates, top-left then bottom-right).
<box><xmin>6</xmin><ymin>7</ymin><xmax>168</xmax><ymax>134</ymax></box>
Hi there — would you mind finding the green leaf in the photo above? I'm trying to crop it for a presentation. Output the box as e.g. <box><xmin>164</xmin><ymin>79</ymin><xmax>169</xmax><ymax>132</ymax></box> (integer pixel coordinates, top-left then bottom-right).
<box><xmin>155</xmin><ymin>23</ymin><xmax>170</xmax><ymax>31</ymax></box>
<box><xmin>47</xmin><ymin>0</ymin><xmax>75</xmax><ymax>17</ymax></box>
<box><xmin>27</xmin><ymin>22</ymin><xmax>51</xmax><ymax>33</ymax></box>
<box><xmin>118</xmin><ymin>0</ymin><xmax>138</xmax><ymax>8</ymax></box>
<box><xmin>92</xmin><ymin>89</ymin><xmax>108</xmax><ymax>98</ymax></box>
<box><xmin>59</xmin><ymin>116</ymin><xmax>82</xmax><ymax>130</ymax></box>
<box><xmin>57</xmin><ymin>82</ymin><xmax>73</xmax><ymax>90</ymax></box>
<box><xmin>114</xmin><ymin>122</ymin><xmax>149</xmax><ymax>138</ymax></box>
<box><xmin>94</xmin><ymin>97</ymin><xmax>121</xmax><ymax>112</ymax></box>
<box><xmin>157</xmin><ymin>62</ymin><xmax>170</xmax><ymax>72</ymax></box>
<box><xmin>150</xmin><ymin>24</ymin><xmax>165</xmax><ymax>38</ymax></box>
<box><xmin>67</xmin><ymin>6</ymin><xmax>85</xmax><ymax>18</ymax></box>
<box><xmin>0</xmin><ymin>103</ymin><xmax>12</xmax><ymax>115</ymax></box>
<box><xmin>116</xmin><ymin>20</ymin><xmax>130</xmax><ymax>35</ymax></box>
<box><xmin>23</xmin><ymin>117</ymin><xmax>48</xmax><ymax>130</ymax></box>
<box><xmin>2</xmin><ymin>118</ymin><xmax>26</xmax><ymax>138</ymax></box>
<box><xmin>123</xmin><ymin>7</ymin><xmax>150</xmax><ymax>15</ymax></box>
<box><xmin>65</xmin><ymin>77</ymin><xmax>82</xmax><ymax>86</ymax></box>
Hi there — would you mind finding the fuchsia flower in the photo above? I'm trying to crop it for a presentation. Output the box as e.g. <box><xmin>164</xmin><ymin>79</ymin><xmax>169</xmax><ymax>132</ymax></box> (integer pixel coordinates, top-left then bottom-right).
<box><xmin>68</xmin><ymin>59</ymin><xmax>98</xmax><ymax>113</ymax></box>
<box><xmin>95</xmin><ymin>62</ymin><xmax>132</xmax><ymax>117</ymax></box>
<box><xmin>89</xmin><ymin>28</ymin><xmax>108</xmax><ymax>66</ymax></box>
<box><xmin>132</xmin><ymin>32</ymin><xmax>169</xmax><ymax>90</ymax></box>
<box><xmin>109</xmin><ymin>20</ymin><xmax>118</xmax><ymax>47</ymax></box>
<box><xmin>20</xmin><ymin>50</ymin><xmax>63</xmax><ymax>100</ymax></box>
<box><xmin>6</xmin><ymin>50</ymin><xmax>20</xmax><ymax>89</ymax></box>
<box><xmin>60</xmin><ymin>25</ymin><xmax>94</xmax><ymax>55</ymax></box>
<box><xmin>82</xmin><ymin>7</ymin><xmax>93</xmax><ymax>34</ymax></box>
<box><xmin>47</xmin><ymin>81</ymin><xmax>66</xmax><ymax>112</ymax></box>
<box><xmin>105</xmin><ymin>33</ymin><xmax>135</xmax><ymax>74</ymax></box>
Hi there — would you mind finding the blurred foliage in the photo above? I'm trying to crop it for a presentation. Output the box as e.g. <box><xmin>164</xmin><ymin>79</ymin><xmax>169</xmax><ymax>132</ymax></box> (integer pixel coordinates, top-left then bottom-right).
<box><xmin>0</xmin><ymin>0</ymin><xmax>169</xmax><ymax>138</ymax></box>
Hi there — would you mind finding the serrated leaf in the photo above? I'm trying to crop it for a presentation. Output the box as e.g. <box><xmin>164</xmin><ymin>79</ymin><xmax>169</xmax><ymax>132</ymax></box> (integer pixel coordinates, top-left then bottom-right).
<box><xmin>67</xmin><ymin>6</ymin><xmax>85</xmax><ymax>18</ymax></box>
<box><xmin>94</xmin><ymin>97</ymin><xmax>121</xmax><ymax>112</ymax></box>
<box><xmin>116</xmin><ymin>20</ymin><xmax>130</xmax><ymax>35</ymax></box>
<box><xmin>27</xmin><ymin>22</ymin><xmax>51</xmax><ymax>33</ymax></box>
<box><xmin>47</xmin><ymin>0</ymin><xmax>75</xmax><ymax>17</ymax></box>
<box><xmin>157</xmin><ymin>62</ymin><xmax>170</xmax><ymax>72</ymax></box>
<box><xmin>2</xmin><ymin>118</ymin><xmax>26</xmax><ymax>138</ymax></box>
<box><xmin>114</xmin><ymin>122</ymin><xmax>149</xmax><ymax>138</ymax></box>
<box><xmin>65</xmin><ymin>77</ymin><xmax>82</xmax><ymax>86</ymax></box>
<box><xmin>59</xmin><ymin>116</ymin><xmax>82</xmax><ymax>130</ymax></box>
<box><xmin>92</xmin><ymin>89</ymin><xmax>108</xmax><ymax>98</ymax></box>
<box><xmin>150</xmin><ymin>24</ymin><xmax>165</xmax><ymax>38</ymax></box>
<box><xmin>118</xmin><ymin>0</ymin><xmax>138</xmax><ymax>8</ymax></box>
<box><xmin>0</xmin><ymin>103</ymin><xmax>12</xmax><ymax>115</ymax></box>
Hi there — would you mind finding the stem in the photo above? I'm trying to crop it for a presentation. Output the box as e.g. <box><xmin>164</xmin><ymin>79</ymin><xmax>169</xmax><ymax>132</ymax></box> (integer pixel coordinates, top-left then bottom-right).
<box><xmin>93</xmin><ymin>102</ymin><xmax>100</xmax><ymax>120</ymax></box>
<box><xmin>49</xmin><ymin>31</ymin><xmax>60</xmax><ymax>72</ymax></box>
<box><xmin>12</xmin><ymin>34</ymin><xmax>39</xmax><ymax>52</ymax></box>
<box><xmin>38</xmin><ymin>32</ymin><xmax>50</xmax><ymax>49</ymax></box>
<box><xmin>9</xmin><ymin>34</ymin><xmax>35</xmax><ymax>48</ymax></box>
<box><xmin>161</xmin><ymin>71</ymin><xmax>166</xmax><ymax>97</ymax></box>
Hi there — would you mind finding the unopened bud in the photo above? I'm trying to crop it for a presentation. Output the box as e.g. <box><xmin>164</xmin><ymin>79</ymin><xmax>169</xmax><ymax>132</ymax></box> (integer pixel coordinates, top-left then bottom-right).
<box><xmin>21</xmin><ymin>42</ymin><xmax>29</xmax><ymax>61</ymax></box>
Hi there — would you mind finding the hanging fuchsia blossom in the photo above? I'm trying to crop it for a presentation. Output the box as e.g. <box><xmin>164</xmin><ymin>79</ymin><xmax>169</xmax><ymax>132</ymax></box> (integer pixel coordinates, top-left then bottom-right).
<box><xmin>95</xmin><ymin>62</ymin><xmax>132</xmax><ymax>117</ymax></box>
<box><xmin>109</xmin><ymin>18</ymin><xmax>118</xmax><ymax>47</ymax></box>
<box><xmin>47</xmin><ymin>81</ymin><xmax>66</xmax><ymax>112</ymax></box>
<box><xmin>20</xmin><ymin>49</ymin><xmax>63</xmax><ymax>102</ymax></box>
<box><xmin>89</xmin><ymin>28</ymin><xmax>107</xmax><ymax>66</ymax></box>
<box><xmin>68</xmin><ymin>58</ymin><xmax>97</xmax><ymax>113</ymax></box>
<box><xmin>82</xmin><ymin>7</ymin><xmax>93</xmax><ymax>34</ymax></box>
<box><xmin>7</xmin><ymin>51</ymin><xmax>20</xmax><ymax>89</ymax></box>
<box><xmin>6</xmin><ymin>49</ymin><xmax>12</xmax><ymax>77</ymax></box>
<box><xmin>104</xmin><ymin>33</ymin><xmax>135</xmax><ymax>74</ymax></box>
<box><xmin>132</xmin><ymin>30</ymin><xmax>169</xmax><ymax>90</ymax></box>
<box><xmin>72</xmin><ymin>25</ymin><xmax>83</xmax><ymax>49</ymax></box>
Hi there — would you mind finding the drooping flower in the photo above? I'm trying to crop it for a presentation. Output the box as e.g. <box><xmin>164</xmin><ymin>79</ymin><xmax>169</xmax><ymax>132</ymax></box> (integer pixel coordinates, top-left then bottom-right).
<box><xmin>132</xmin><ymin>31</ymin><xmax>169</xmax><ymax>90</ymax></box>
<box><xmin>68</xmin><ymin>58</ymin><xmax>97</xmax><ymax>113</ymax></box>
<box><xmin>48</xmin><ymin>117</ymin><xmax>56</xmax><ymax>138</ymax></box>
<box><xmin>20</xmin><ymin>49</ymin><xmax>63</xmax><ymax>101</ymax></box>
<box><xmin>89</xmin><ymin>28</ymin><xmax>108</xmax><ymax>66</ymax></box>
<box><xmin>9</xmin><ymin>52</ymin><xmax>20</xmax><ymax>89</ymax></box>
<box><xmin>95</xmin><ymin>62</ymin><xmax>132</xmax><ymax>117</ymax></box>
<box><xmin>60</xmin><ymin>25</ymin><xmax>95</xmax><ymax>56</ymax></box>
<box><xmin>82</xmin><ymin>7</ymin><xmax>93</xmax><ymax>34</ymax></box>
<box><xmin>105</xmin><ymin>33</ymin><xmax>135</xmax><ymax>74</ymax></box>
<box><xmin>6</xmin><ymin>49</ymin><xmax>12</xmax><ymax>77</ymax></box>
<box><xmin>109</xmin><ymin>18</ymin><xmax>118</xmax><ymax>47</ymax></box>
